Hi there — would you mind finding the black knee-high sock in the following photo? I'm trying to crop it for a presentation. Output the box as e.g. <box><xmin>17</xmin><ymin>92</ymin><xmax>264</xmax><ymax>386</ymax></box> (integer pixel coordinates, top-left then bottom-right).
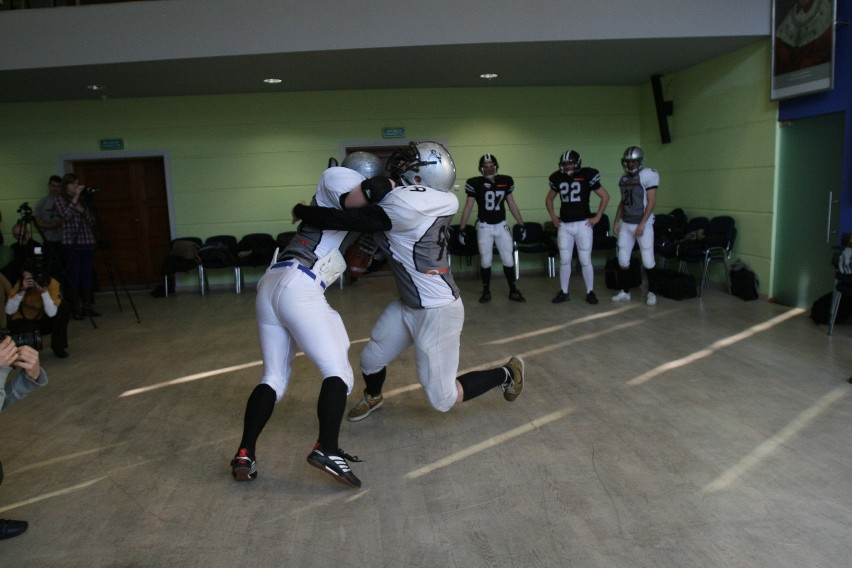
<box><xmin>481</xmin><ymin>266</ymin><xmax>492</xmax><ymax>289</ymax></box>
<box><xmin>503</xmin><ymin>265</ymin><xmax>518</xmax><ymax>292</ymax></box>
<box><xmin>363</xmin><ymin>368</ymin><xmax>387</xmax><ymax>397</ymax></box>
<box><xmin>239</xmin><ymin>384</ymin><xmax>276</xmax><ymax>454</ymax></box>
<box><xmin>457</xmin><ymin>368</ymin><xmax>507</xmax><ymax>402</ymax></box>
<box><xmin>618</xmin><ymin>267</ymin><xmax>630</xmax><ymax>293</ymax></box>
<box><xmin>645</xmin><ymin>266</ymin><xmax>658</xmax><ymax>293</ymax></box>
<box><xmin>317</xmin><ymin>376</ymin><xmax>348</xmax><ymax>452</ymax></box>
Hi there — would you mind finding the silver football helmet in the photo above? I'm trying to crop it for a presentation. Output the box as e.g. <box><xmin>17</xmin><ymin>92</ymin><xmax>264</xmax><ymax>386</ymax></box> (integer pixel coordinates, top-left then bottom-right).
<box><xmin>388</xmin><ymin>141</ymin><xmax>456</xmax><ymax>192</ymax></box>
<box><xmin>341</xmin><ymin>151</ymin><xmax>384</xmax><ymax>179</ymax></box>
<box><xmin>559</xmin><ymin>150</ymin><xmax>581</xmax><ymax>175</ymax></box>
<box><xmin>621</xmin><ymin>146</ymin><xmax>645</xmax><ymax>174</ymax></box>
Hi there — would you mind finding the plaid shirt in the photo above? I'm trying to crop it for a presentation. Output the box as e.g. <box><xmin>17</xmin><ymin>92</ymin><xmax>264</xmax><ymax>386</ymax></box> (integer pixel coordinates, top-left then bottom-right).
<box><xmin>54</xmin><ymin>195</ymin><xmax>95</xmax><ymax>246</ymax></box>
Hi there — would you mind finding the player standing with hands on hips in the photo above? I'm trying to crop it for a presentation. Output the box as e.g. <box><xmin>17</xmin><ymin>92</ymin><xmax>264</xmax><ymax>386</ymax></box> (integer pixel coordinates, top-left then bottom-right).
<box><xmin>611</xmin><ymin>146</ymin><xmax>659</xmax><ymax>305</ymax></box>
<box><xmin>545</xmin><ymin>149</ymin><xmax>610</xmax><ymax>305</ymax></box>
<box><xmin>293</xmin><ymin>141</ymin><xmax>524</xmax><ymax>423</ymax></box>
<box><xmin>458</xmin><ymin>154</ymin><xmax>526</xmax><ymax>303</ymax></box>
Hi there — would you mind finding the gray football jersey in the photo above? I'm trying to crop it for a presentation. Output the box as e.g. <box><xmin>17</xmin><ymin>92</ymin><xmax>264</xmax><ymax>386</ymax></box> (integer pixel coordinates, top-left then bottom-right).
<box><xmin>618</xmin><ymin>167</ymin><xmax>659</xmax><ymax>224</ymax></box>
<box><xmin>374</xmin><ymin>183</ymin><xmax>460</xmax><ymax>309</ymax></box>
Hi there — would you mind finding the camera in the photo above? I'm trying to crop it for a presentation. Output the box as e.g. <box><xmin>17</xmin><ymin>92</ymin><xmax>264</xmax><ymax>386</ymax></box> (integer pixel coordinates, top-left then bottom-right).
<box><xmin>29</xmin><ymin>247</ymin><xmax>50</xmax><ymax>288</ymax></box>
<box><xmin>82</xmin><ymin>187</ymin><xmax>101</xmax><ymax>195</ymax></box>
<box><xmin>0</xmin><ymin>328</ymin><xmax>43</xmax><ymax>351</ymax></box>
<box><xmin>17</xmin><ymin>202</ymin><xmax>35</xmax><ymax>223</ymax></box>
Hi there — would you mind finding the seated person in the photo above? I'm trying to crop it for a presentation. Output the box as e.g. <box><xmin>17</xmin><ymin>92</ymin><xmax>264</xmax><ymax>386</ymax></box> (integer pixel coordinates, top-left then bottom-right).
<box><xmin>1</xmin><ymin>332</ymin><xmax>48</xmax><ymax>540</ymax></box>
<box><xmin>4</xmin><ymin>259</ymin><xmax>70</xmax><ymax>359</ymax></box>
<box><xmin>0</xmin><ymin>223</ymin><xmax>41</xmax><ymax>285</ymax></box>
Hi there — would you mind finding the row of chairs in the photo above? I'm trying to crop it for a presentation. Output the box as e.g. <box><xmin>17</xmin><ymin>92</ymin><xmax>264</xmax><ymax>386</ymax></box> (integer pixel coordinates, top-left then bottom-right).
<box><xmin>448</xmin><ymin>215</ymin><xmax>619</xmax><ymax>280</ymax></box>
<box><xmin>163</xmin><ymin>232</ymin><xmax>297</xmax><ymax>296</ymax></box>
<box><xmin>448</xmin><ymin>211</ymin><xmax>738</xmax><ymax>298</ymax></box>
<box><xmin>655</xmin><ymin>209</ymin><xmax>738</xmax><ymax>297</ymax></box>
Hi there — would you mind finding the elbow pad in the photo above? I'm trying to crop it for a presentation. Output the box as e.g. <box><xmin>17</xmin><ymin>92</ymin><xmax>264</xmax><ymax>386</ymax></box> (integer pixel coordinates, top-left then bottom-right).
<box><xmin>361</xmin><ymin>177</ymin><xmax>393</xmax><ymax>204</ymax></box>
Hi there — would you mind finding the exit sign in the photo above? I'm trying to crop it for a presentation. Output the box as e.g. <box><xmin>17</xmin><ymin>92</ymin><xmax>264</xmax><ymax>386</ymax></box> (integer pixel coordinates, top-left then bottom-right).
<box><xmin>100</xmin><ymin>138</ymin><xmax>124</xmax><ymax>150</ymax></box>
<box><xmin>382</xmin><ymin>127</ymin><xmax>405</xmax><ymax>139</ymax></box>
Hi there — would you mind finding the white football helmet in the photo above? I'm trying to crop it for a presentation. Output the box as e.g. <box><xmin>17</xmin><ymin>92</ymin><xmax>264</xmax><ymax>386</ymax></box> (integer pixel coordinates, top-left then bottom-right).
<box><xmin>388</xmin><ymin>141</ymin><xmax>456</xmax><ymax>192</ymax></box>
<box><xmin>341</xmin><ymin>151</ymin><xmax>384</xmax><ymax>179</ymax></box>
<box><xmin>621</xmin><ymin>146</ymin><xmax>645</xmax><ymax>174</ymax></box>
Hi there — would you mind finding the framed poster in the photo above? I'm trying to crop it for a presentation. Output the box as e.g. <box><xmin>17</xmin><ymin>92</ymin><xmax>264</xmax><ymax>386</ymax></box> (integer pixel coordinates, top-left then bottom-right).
<box><xmin>771</xmin><ymin>0</ymin><xmax>836</xmax><ymax>100</ymax></box>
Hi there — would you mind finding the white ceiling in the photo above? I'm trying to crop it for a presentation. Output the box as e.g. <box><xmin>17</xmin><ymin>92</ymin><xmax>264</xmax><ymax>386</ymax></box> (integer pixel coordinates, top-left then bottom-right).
<box><xmin>0</xmin><ymin>1</ymin><xmax>770</xmax><ymax>104</ymax></box>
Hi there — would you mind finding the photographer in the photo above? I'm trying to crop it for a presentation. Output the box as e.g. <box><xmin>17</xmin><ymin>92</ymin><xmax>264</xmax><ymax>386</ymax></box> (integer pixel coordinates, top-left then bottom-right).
<box><xmin>1</xmin><ymin>333</ymin><xmax>48</xmax><ymax>540</ymax></box>
<box><xmin>35</xmin><ymin>176</ymin><xmax>65</xmax><ymax>280</ymax></box>
<box><xmin>4</xmin><ymin>258</ymin><xmax>69</xmax><ymax>359</ymax></box>
<box><xmin>55</xmin><ymin>173</ymin><xmax>99</xmax><ymax>319</ymax></box>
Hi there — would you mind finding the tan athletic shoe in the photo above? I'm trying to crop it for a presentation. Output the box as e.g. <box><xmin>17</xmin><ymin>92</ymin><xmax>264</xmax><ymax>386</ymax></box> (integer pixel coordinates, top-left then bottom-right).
<box><xmin>502</xmin><ymin>356</ymin><xmax>525</xmax><ymax>402</ymax></box>
<box><xmin>347</xmin><ymin>390</ymin><xmax>384</xmax><ymax>422</ymax></box>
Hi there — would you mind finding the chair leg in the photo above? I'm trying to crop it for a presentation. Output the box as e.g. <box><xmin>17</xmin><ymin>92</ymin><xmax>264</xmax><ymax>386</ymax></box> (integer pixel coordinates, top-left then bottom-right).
<box><xmin>828</xmin><ymin>288</ymin><xmax>842</xmax><ymax>336</ymax></box>
<box><xmin>164</xmin><ymin>274</ymin><xmax>170</xmax><ymax>298</ymax></box>
<box><xmin>513</xmin><ymin>248</ymin><xmax>520</xmax><ymax>281</ymax></box>
<box><xmin>234</xmin><ymin>267</ymin><xmax>242</xmax><ymax>294</ymax></box>
<box><xmin>198</xmin><ymin>266</ymin><xmax>206</xmax><ymax>296</ymax></box>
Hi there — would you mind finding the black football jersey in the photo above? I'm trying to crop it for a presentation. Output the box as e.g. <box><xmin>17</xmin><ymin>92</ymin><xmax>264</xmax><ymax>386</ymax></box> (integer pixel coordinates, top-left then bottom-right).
<box><xmin>548</xmin><ymin>167</ymin><xmax>602</xmax><ymax>222</ymax></box>
<box><xmin>464</xmin><ymin>174</ymin><xmax>515</xmax><ymax>224</ymax></box>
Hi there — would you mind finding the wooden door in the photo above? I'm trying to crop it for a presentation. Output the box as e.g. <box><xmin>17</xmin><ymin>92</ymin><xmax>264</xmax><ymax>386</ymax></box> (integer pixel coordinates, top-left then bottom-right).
<box><xmin>71</xmin><ymin>157</ymin><xmax>171</xmax><ymax>288</ymax></box>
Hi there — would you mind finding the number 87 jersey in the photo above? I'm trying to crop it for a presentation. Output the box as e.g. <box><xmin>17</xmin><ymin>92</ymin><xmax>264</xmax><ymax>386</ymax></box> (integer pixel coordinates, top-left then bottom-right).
<box><xmin>548</xmin><ymin>167</ymin><xmax>603</xmax><ymax>223</ymax></box>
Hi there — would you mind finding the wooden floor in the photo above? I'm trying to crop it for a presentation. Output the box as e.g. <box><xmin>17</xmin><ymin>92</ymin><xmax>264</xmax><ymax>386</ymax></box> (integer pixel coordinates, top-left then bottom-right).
<box><xmin>1</xmin><ymin>272</ymin><xmax>850</xmax><ymax>567</ymax></box>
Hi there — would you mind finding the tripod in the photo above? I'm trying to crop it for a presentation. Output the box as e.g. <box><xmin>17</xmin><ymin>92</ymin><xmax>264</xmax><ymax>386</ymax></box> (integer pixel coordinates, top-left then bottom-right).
<box><xmin>78</xmin><ymin>191</ymin><xmax>141</xmax><ymax>325</ymax></box>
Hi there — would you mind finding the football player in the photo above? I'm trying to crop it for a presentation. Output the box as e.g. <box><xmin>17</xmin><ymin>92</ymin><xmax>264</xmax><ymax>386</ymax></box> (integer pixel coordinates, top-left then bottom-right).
<box><xmin>230</xmin><ymin>153</ymin><xmax>383</xmax><ymax>489</ymax></box>
<box><xmin>545</xmin><ymin>149</ymin><xmax>610</xmax><ymax>304</ymax></box>
<box><xmin>293</xmin><ymin>141</ymin><xmax>524</xmax><ymax>423</ymax></box>
<box><xmin>458</xmin><ymin>154</ymin><xmax>526</xmax><ymax>303</ymax></box>
<box><xmin>612</xmin><ymin>146</ymin><xmax>659</xmax><ymax>305</ymax></box>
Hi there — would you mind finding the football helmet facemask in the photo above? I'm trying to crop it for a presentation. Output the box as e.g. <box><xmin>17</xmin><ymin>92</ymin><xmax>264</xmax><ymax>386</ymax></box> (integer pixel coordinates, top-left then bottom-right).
<box><xmin>559</xmin><ymin>150</ymin><xmax>581</xmax><ymax>176</ymax></box>
<box><xmin>387</xmin><ymin>141</ymin><xmax>456</xmax><ymax>192</ymax></box>
<box><xmin>341</xmin><ymin>151</ymin><xmax>384</xmax><ymax>179</ymax></box>
<box><xmin>621</xmin><ymin>146</ymin><xmax>645</xmax><ymax>174</ymax></box>
<box><xmin>478</xmin><ymin>154</ymin><xmax>499</xmax><ymax>177</ymax></box>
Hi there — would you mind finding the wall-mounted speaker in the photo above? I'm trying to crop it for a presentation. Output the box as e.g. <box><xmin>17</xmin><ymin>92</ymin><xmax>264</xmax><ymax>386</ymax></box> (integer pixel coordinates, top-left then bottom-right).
<box><xmin>651</xmin><ymin>75</ymin><xmax>673</xmax><ymax>144</ymax></box>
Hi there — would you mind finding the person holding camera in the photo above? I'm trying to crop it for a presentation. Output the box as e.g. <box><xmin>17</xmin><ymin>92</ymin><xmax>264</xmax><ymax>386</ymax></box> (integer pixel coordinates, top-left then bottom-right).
<box><xmin>1</xmin><ymin>332</ymin><xmax>48</xmax><ymax>540</ymax></box>
<box><xmin>55</xmin><ymin>173</ymin><xmax>99</xmax><ymax>319</ymax></box>
<box><xmin>4</xmin><ymin>258</ymin><xmax>69</xmax><ymax>359</ymax></box>
<box><xmin>35</xmin><ymin>176</ymin><xmax>65</xmax><ymax>277</ymax></box>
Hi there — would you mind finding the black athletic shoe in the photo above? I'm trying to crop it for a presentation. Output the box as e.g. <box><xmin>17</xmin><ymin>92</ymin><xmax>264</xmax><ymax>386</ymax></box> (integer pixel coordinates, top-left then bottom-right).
<box><xmin>479</xmin><ymin>289</ymin><xmax>492</xmax><ymax>303</ymax></box>
<box><xmin>306</xmin><ymin>444</ymin><xmax>362</xmax><ymax>488</ymax></box>
<box><xmin>585</xmin><ymin>291</ymin><xmax>599</xmax><ymax>305</ymax></box>
<box><xmin>508</xmin><ymin>290</ymin><xmax>526</xmax><ymax>303</ymax></box>
<box><xmin>231</xmin><ymin>448</ymin><xmax>257</xmax><ymax>481</ymax></box>
<box><xmin>552</xmin><ymin>291</ymin><xmax>569</xmax><ymax>304</ymax></box>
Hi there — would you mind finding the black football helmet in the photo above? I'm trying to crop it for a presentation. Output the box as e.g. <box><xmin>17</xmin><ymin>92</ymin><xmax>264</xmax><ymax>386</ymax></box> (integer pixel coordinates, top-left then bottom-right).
<box><xmin>478</xmin><ymin>154</ymin><xmax>499</xmax><ymax>177</ymax></box>
<box><xmin>559</xmin><ymin>150</ymin><xmax>581</xmax><ymax>175</ymax></box>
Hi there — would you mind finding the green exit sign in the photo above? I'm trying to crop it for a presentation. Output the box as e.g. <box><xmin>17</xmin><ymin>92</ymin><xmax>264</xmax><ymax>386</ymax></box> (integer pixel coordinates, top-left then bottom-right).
<box><xmin>100</xmin><ymin>138</ymin><xmax>124</xmax><ymax>150</ymax></box>
<box><xmin>382</xmin><ymin>127</ymin><xmax>405</xmax><ymax>139</ymax></box>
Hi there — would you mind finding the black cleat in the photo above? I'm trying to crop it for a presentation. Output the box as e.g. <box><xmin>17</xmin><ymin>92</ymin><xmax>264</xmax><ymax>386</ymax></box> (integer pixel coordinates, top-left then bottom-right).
<box><xmin>307</xmin><ymin>444</ymin><xmax>362</xmax><ymax>488</ymax></box>
<box><xmin>508</xmin><ymin>290</ymin><xmax>526</xmax><ymax>303</ymax></box>
<box><xmin>231</xmin><ymin>448</ymin><xmax>257</xmax><ymax>481</ymax></box>
<box><xmin>585</xmin><ymin>291</ymin><xmax>599</xmax><ymax>305</ymax></box>
<box><xmin>479</xmin><ymin>289</ymin><xmax>492</xmax><ymax>303</ymax></box>
<box><xmin>552</xmin><ymin>291</ymin><xmax>569</xmax><ymax>304</ymax></box>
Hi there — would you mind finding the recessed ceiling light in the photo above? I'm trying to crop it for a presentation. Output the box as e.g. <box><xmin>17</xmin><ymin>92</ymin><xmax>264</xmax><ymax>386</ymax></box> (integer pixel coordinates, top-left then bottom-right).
<box><xmin>479</xmin><ymin>73</ymin><xmax>498</xmax><ymax>80</ymax></box>
<box><xmin>263</xmin><ymin>78</ymin><xmax>282</xmax><ymax>84</ymax></box>
<box><xmin>87</xmin><ymin>84</ymin><xmax>103</xmax><ymax>91</ymax></box>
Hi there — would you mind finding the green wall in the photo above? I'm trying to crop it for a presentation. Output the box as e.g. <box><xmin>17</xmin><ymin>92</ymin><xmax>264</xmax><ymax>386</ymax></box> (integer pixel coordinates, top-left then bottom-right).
<box><xmin>640</xmin><ymin>41</ymin><xmax>778</xmax><ymax>292</ymax></box>
<box><xmin>0</xmin><ymin>41</ymin><xmax>777</xmax><ymax>290</ymax></box>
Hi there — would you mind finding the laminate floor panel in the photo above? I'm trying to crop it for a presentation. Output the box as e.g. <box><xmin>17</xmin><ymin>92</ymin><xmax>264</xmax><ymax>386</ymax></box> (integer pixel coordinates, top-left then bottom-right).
<box><xmin>1</xmin><ymin>273</ymin><xmax>850</xmax><ymax>567</ymax></box>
